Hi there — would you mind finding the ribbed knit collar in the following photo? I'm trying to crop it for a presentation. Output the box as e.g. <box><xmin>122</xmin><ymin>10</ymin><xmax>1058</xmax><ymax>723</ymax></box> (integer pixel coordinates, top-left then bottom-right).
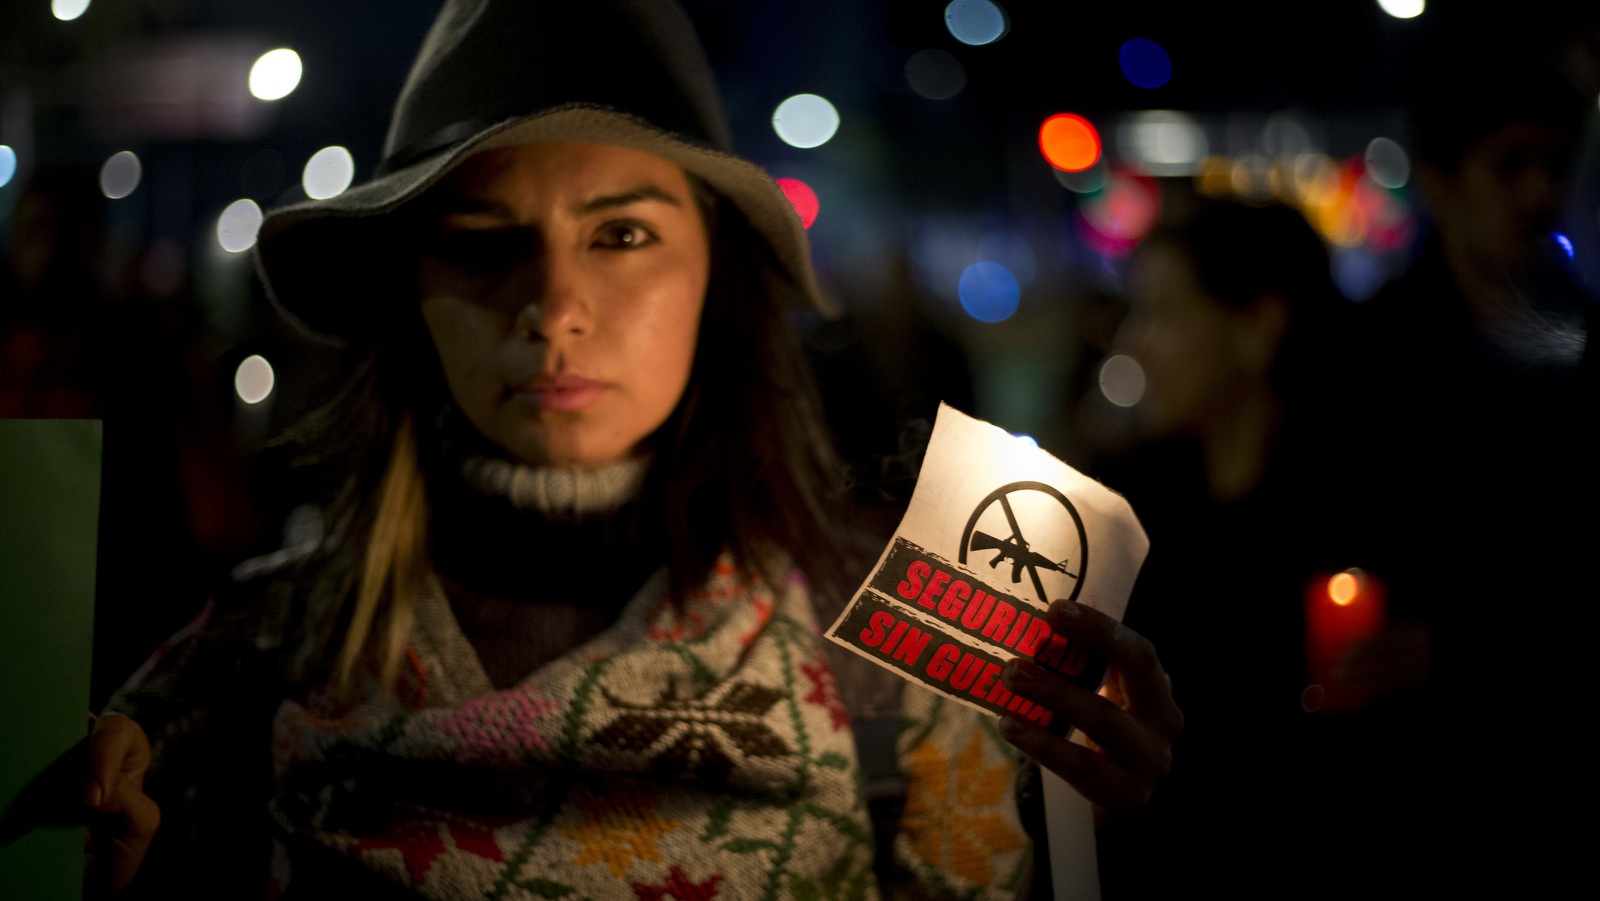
<box><xmin>458</xmin><ymin>454</ymin><xmax>649</xmax><ymax>516</ymax></box>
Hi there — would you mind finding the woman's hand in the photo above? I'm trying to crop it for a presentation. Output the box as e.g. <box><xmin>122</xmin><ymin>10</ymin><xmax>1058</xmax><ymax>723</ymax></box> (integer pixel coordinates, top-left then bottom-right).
<box><xmin>83</xmin><ymin>713</ymin><xmax>160</xmax><ymax>896</ymax></box>
<box><xmin>997</xmin><ymin>600</ymin><xmax>1182</xmax><ymax>821</ymax></box>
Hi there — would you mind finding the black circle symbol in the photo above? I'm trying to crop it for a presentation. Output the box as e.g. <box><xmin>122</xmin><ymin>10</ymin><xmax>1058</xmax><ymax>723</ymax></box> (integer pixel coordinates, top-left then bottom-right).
<box><xmin>958</xmin><ymin>481</ymin><xmax>1087</xmax><ymax>606</ymax></box>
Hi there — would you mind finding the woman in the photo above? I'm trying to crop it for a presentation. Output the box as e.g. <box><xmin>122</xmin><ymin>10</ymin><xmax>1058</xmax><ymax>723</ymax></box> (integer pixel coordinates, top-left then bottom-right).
<box><xmin>51</xmin><ymin>1</ymin><xmax>1180</xmax><ymax>897</ymax></box>
<box><xmin>1091</xmin><ymin>201</ymin><xmax>1425</xmax><ymax>897</ymax></box>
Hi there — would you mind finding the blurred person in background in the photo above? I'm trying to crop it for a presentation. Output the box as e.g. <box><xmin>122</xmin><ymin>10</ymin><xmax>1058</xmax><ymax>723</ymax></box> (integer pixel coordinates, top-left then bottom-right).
<box><xmin>1084</xmin><ymin>200</ymin><xmax>1408</xmax><ymax>898</ymax></box>
<box><xmin>0</xmin><ymin>166</ymin><xmax>257</xmax><ymax>709</ymax></box>
<box><xmin>1342</xmin><ymin>22</ymin><xmax>1599</xmax><ymax>893</ymax></box>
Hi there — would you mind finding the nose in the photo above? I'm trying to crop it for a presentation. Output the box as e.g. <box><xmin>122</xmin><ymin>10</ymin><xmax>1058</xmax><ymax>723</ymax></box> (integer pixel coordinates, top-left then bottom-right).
<box><xmin>513</xmin><ymin>251</ymin><xmax>592</xmax><ymax>342</ymax></box>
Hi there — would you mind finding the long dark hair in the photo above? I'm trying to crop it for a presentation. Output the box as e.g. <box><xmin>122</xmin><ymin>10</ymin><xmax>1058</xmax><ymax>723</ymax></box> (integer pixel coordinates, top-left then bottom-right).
<box><xmin>283</xmin><ymin>177</ymin><xmax>845</xmax><ymax>691</ymax></box>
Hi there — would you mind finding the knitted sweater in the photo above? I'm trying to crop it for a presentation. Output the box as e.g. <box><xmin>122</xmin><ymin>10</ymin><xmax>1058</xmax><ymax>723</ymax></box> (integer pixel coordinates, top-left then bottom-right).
<box><xmin>107</xmin><ymin>461</ymin><xmax>1038</xmax><ymax>900</ymax></box>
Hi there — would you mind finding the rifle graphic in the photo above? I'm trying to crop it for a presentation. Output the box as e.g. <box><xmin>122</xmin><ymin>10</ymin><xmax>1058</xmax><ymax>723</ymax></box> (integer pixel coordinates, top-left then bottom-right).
<box><xmin>969</xmin><ymin>530</ymin><xmax>1075</xmax><ymax>585</ymax></box>
<box><xmin>959</xmin><ymin>480</ymin><xmax>1089</xmax><ymax>607</ymax></box>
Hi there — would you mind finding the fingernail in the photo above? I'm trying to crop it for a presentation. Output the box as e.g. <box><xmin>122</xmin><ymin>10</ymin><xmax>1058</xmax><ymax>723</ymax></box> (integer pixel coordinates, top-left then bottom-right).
<box><xmin>85</xmin><ymin>783</ymin><xmax>102</xmax><ymax>808</ymax></box>
<box><xmin>1051</xmin><ymin>600</ymin><xmax>1080</xmax><ymax>619</ymax></box>
<box><xmin>999</xmin><ymin>716</ymin><xmax>1028</xmax><ymax>739</ymax></box>
<box><xmin>1004</xmin><ymin>659</ymin><xmax>1037</xmax><ymax>687</ymax></box>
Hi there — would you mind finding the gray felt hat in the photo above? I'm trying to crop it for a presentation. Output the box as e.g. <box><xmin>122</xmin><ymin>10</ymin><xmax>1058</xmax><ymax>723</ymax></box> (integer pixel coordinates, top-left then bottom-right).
<box><xmin>255</xmin><ymin>0</ymin><xmax>825</xmax><ymax>342</ymax></box>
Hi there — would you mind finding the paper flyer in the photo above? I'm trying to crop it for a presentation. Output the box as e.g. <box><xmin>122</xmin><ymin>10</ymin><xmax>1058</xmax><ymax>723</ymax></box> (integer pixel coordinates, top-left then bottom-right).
<box><xmin>825</xmin><ymin>404</ymin><xmax>1149</xmax><ymax>731</ymax></box>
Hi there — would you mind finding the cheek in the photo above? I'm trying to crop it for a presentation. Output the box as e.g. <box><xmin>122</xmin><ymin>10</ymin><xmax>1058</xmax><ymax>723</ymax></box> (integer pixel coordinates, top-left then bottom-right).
<box><xmin>625</xmin><ymin>268</ymin><xmax>707</xmax><ymax>397</ymax></box>
<box><xmin>421</xmin><ymin>298</ymin><xmax>508</xmax><ymax>408</ymax></box>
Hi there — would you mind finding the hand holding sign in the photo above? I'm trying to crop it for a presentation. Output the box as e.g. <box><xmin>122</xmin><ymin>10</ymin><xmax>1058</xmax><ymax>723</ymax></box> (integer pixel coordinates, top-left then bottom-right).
<box><xmin>827</xmin><ymin>405</ymin><xmax>1172</xmax><ymax>896</ymax></box>
<box><xmin>999</xmin><ymin>599</ymin><xmax>1182</xmax><ymax>820</ymax></box>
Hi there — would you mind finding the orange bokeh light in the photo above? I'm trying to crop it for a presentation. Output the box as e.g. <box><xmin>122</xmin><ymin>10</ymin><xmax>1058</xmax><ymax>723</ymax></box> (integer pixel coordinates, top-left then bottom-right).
<box><xmin>1328</xmin><ymin>571</ymin><xmax>1359</xmax><ymax>605</ymax></box>
<box><xmin>1039</xmin><ymin>113</ymin><xmax>1102</xmax><ymax>172</ymax></box>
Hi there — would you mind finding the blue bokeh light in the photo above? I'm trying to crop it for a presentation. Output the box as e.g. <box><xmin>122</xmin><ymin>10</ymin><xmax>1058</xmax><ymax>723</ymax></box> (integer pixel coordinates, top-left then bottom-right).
<box><xmin>1012</xmin><ymin>433</ymin><xmax>1038</xmax><ymax>447</ymax></box>
<box><xmin>1119</xmin><ymin>39</ymin><xmax>1172</xmax><ymax>89</ymax></box>
<box><xmin>1553</xmin><ymin>232</ymin><xmax>1575</xmax><ymax>261</ymax></box>
<box><xmin>946</xmin><ymin>0</ymin><xmax>1007</xmax><ymax>47</ymax></box>
<box><xmin>0</xmin><ymin>145</ymin><xmax>16</xmax><ymax>188</ymax></box>
<box><xmin>958</xmin><ymin>261</ymin><xmax>1020</xmax><ymax>322</ymax></box>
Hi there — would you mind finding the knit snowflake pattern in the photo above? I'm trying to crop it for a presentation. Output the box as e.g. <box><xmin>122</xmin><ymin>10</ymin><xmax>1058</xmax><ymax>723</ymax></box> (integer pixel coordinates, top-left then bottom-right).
<box><xmin>561</xmin><ymin>786</ymin><xmax>682</xmax><ymax>878</ymax></box>
<box><xmin>901</xmin><ymin>730</ymin><xmax>1026</xmax><ymax>885</ymax></box>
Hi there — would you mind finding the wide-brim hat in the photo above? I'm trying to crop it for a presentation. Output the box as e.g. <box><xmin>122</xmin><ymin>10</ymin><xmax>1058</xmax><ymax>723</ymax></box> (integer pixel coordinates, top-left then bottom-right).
<box><xmin>255</xmin><ymin>0</ymin><xmax>826</xmax><ymax>343</ymax></box>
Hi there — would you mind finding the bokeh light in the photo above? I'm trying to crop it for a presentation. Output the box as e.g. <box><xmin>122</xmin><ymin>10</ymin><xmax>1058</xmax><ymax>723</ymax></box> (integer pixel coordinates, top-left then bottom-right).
<box><xmin>1039</xmin><ymin>113</ymin><xmax>1101</xmax><ymax>172</ymax></box>
<box><xmin>958</xmin><ymin>261</ymin><xmax>1020</xmax><ymax>322</ymax></box>
<box><xmin>1119</xmin><ymin>39</ymin><xmax>1172</xmax><ymax>89</ymax></box>
<box><xmin>976</xmin><ymin>233</ymin><xmax>1036</xmax><ymax>287</ymax></box>
<box><xmin>52</xmin><ymin>0</ymin><xmax>90</xmax><ymax>21</ymax></box>
<box><xmin>99</xmin><ymin>151</ymin><xmax>141</xmax><ymax>199</ymax></box>
<box><xmin>1054</xmin><ymin>160</ymin><xmax>1107</xmax><ymax>194</ymax></box>
<box><xmin>906</xmin><ymin>49</ymin><xmax>967</xmax><ymax>100</ymax></box>
<box><xmin>775</xmin><ymin>177</ymin><xmax>819</xmax><ymax>229</ymax></box>
<box><xmin>0</xmin><ymin>145</ymin><xmax>16</xmax><ymax>188</ymax></box>
<box><xmin>302</xmin><ymin>146</ymin><xmax>355</xmax><ymax>199</ymax></box>
<box><xmin>249</xmin><ymin>49</ymin><xmax>303</xmax><ymax>101</ymax></box>
<box><xmin>217</xmin><ymin>199</ymin><xmax>264</xmax><ymax>253</ymax></box>
<box><xmin>1262</xmin><ymin>114</ymin><xmax>1314</xmax><ymax>158</ymax></box>
<box><xmin>1377</xmin><ymin>0</ymin><xmax>1424</xmax><ymax>19</ymax></box>
<box><xmin>1195</xmin><ymin>155</ymin><xmax>1232</xmax><ymax>196</ymax></box>
<box><xmin>945</xmin><ymin>0</ymin><xmax>1007</xmax><ymax>46</ymax></box>
<box><xmin>772</xmin><ymin>94</ymin><xmax>840</xmax><ymax>149</ymax></box>
<box><xmin>1554</xmin><ymin>232</ymin><xmax>1574</xmax><ymax>260</ymax></box>
<box><xmin>1328</xmin><ymin>571</ymin><xmax>1360</xmax><ymax>605</ymax></box>
<box><xmin>1229</xmin><ymin>154</ymin><xmax>1273</xmax><ymax>200</ymax></box>
<box><xmin>1099</xmin><ymin>354</ymin><xmax>1146</xmax><ymax>407</ymax></box>
<box><xmin>1364</xmin><ymin>137</ymin><xmax>1410</xmax><ymax>189</ymax></box>
<box><xmin>234</xmin><ymin>355</ymin><xmax>275</xmax><ymax>404</ymax></box>
<box><xmin>1012</xmin><ymin>434</ymin><xmax>1038</xmax><ymax>446</ymax></box>
<box><xmin>1077</xmin><ymin>170</ymin><xmax>1161</xmax><ymax>257</ymax></box>
<box><xmin>1119</xmin><ymin>111</ymin><xmax>1208</xmax><ymax>175</ymax></box>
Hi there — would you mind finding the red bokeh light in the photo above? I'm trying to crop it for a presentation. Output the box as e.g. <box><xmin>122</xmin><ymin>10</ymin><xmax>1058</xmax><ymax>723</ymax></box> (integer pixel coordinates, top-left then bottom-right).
<box><xmin>776</xmin><ymin>177</ymin><xmax>819</xmax><ymax>229</ymax></box>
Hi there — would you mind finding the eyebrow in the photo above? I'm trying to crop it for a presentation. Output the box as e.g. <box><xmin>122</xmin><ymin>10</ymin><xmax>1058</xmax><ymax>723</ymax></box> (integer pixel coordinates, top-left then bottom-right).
<box><xmin>574</xmin><ymin>185</ymin><xmax>683</xmax><ymax>215</ymax></box>
<box><xmin>430</xmin><ymin>184</ymin><xmax>684</xmax><ymax>222</ymax></box>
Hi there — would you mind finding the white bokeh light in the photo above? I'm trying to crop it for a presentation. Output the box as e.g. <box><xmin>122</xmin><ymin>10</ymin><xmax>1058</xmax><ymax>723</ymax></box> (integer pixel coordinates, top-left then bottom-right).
<box><xmin>0</xmin><ymin>145</ymin><xmax>16</xmax><ymax>188</ymax></box>
<box><xmin>302</xmin><ymin>146</ymin><xmax>355</xmax><ymax>199</ymax></box>
<box><xmin>52</xmin><ymin>0</ymin><xmax>90</xmax><ymax>21</ymax></box>
<box><xmin>99</xmin><ymin>151</ymin><xmax>142</xmax><ymax>199</ymax></box>
<box><xmin>217</xmin><ymin>199</ymin><xmax>264</xmax><ymax>253</ymax></box>
<box><xmin>945</xmin><ymin>0</ymin><xmax>1007</xmax><ymax>46</ymax></box>
<box><xmin>773</xmin><ymin>94</ymin><xmax>840</xmax><ymax>149</ymax></box>
<box><xmin>1364</xmin><ymin>137</ymin><xmax>1410</xmax><ymax>189</ymax></box>
<box><xmin>1099</xmin><ymin>354</ymin><xmax>1147</xmax><ymax>408</ymax></box>
<box><xmin>1119</xmin><ymin>111</ymin><xmax>1209</xmax><ymax>176</ymax></box>
<box><xmin>249</xmin><ymin>49</ymin><xmax>303</xmax><ymax>101</ymax></box>
<box><xmin>234</xmin><ymin>355</ymin><xmax>275</xmax><ymax>404</ymax></box>
<box><xmin>1377</xmin><ymin>0</ymin><xmax>1424</xmax><ymax>19</ymax></box>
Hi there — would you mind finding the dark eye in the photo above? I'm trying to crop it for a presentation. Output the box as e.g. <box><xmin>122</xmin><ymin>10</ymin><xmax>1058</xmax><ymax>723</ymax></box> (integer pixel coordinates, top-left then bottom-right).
<box><xmin>593</xmin><ymin>222</ymin><xmax>657</xmax><ymax>250</ymax></box>
<box><xmin>424</xmin><ymin>229</ymin><xmax>526</xmax><ymax>273</ymax></box>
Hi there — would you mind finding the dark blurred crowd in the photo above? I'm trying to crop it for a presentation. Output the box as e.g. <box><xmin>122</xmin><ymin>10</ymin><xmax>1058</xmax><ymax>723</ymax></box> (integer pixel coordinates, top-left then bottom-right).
<box><xmin>3</xmin><ymin>10</ymin><xmax>1597</xmax><ymax>900</ymax></box>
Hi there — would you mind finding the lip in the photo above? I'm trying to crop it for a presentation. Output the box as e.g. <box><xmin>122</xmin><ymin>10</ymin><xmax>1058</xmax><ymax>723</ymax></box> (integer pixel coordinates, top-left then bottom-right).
<box><xmin>510</xmin><ymin>372</ymin><xmax>609</xmax><ymax>412</ymax></box>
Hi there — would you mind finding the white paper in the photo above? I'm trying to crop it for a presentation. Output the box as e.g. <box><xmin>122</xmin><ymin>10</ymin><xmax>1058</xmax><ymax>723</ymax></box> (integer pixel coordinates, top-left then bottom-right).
<box><xmin>825</xmin><ymin>404</ymin><xmax>1147</xmax><ymax>899</ymax></box>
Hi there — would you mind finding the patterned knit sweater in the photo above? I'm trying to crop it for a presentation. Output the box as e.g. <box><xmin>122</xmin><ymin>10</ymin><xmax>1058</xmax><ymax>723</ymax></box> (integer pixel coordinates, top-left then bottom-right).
<box><xmin>107</xmin><ymin>461</ymin><xmax>1039</xmax><ymax>900</ymax></box>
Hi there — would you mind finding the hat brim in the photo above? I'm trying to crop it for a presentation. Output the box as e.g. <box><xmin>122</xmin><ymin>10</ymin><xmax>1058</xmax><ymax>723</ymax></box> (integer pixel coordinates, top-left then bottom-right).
<box><xmin>255</xmin><ymin>104</ymin><xmax>829</xmax><ymax>344</ymax></box>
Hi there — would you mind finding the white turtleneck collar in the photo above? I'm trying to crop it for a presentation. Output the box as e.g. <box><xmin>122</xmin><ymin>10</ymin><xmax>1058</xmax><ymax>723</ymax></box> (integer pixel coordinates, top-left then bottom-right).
<box><xmin>459</xmin><ymin>454</ymin><xmax>649</xmax><ymax>516</ymax></box>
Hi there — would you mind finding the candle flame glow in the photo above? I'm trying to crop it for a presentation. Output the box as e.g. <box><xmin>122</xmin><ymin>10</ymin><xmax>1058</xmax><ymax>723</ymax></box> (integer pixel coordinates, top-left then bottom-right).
<box><xmin>1328</xmin><ymin>571</ymin><xmax>1360</xmax><ymax>606</ymax></box>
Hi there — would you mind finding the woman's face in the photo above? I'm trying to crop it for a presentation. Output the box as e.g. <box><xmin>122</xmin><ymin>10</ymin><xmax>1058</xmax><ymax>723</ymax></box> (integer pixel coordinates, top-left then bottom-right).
<box><xmin>417</xmin><ymin>142</ymin><xmax>710</xmax><ymax>469</ymax></box>
<box><xmin>1114</xmin><ymin>244</ymin><xmax>1251</xmax><ymax>437</ymax></box>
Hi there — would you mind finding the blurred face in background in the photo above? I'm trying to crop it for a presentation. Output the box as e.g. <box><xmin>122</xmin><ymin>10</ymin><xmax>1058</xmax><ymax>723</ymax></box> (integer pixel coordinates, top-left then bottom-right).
<box><xmin>1422</xmin><ymin>120</ymin><xmax>1573</xmax><ymax>276</ymax></box>
<box><xmin>417</xmin><ymin>142</ymin><xmax>711</xmax><ymax>470</ymax></box>
<box><xmin>1116</xmin><ymin>242</ymin><xmax>1278</xmax><ymax>437</ymax></box>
